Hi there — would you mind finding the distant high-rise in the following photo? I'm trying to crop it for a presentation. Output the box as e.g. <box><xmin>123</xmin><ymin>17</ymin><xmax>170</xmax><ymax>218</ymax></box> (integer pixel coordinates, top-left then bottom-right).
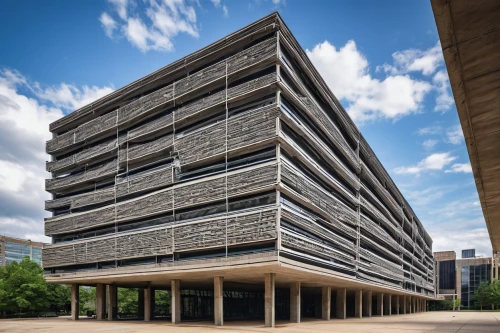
<box><xmin>462</xmin><ymin>249</ymin><xmax>476</xmax><ymax>259</ymax></box>
<box><xmin>43</xmin><ymin>13</ymin><xmax>435</xmax><ymax>325</ymax></box>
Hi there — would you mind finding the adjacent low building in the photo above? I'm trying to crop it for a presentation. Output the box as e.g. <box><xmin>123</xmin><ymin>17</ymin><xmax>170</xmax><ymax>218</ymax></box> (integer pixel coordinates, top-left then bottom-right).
<box><xmin>43</xmin><ymin>13</ymin><xmax>435</xmax><ymax>326</ymax></box>
<box><xmin>434</xmin><ymin>249</ymin><xmax>500</xmax><ymax>309</ymax></box>
<box><xmin>0</xmin><ymin>235</ymin><xmax>44</xmax><ymax>266</ymax></box>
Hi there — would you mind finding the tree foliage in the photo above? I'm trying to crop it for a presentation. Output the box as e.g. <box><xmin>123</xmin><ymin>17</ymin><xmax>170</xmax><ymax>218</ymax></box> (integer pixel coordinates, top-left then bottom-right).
<box><xmin>0</xmin><ymin>258</ymin><xmax>73</xmax><ymax>316</ymax></box>
<box><xmin>0</xmin><ymin>258</ymin><xmax>50</xmax><ymax>315</ymax></box>
<box><xmin>474</xmin><ymin>282</ymin><xmax>491</xmax><ymax>310</ymax></box>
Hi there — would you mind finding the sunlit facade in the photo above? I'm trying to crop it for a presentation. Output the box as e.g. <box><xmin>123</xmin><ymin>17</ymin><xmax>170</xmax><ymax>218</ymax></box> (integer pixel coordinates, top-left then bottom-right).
<box><xmin>0</xmin><ymin>235</ymin><xmax>45</xmax><ymax>266</ymax></box>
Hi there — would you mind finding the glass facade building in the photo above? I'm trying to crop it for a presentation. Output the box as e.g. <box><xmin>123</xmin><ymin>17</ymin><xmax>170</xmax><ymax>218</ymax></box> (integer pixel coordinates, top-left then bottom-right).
<box><xmin>460</xmin><ymin>263</ymin><xmax>491</xmax><ymax>308</ymax></box>
<box><xmin>0</xmin><ymin>236</ymin><xmax>45</xmax><ymax>266</ymax></box>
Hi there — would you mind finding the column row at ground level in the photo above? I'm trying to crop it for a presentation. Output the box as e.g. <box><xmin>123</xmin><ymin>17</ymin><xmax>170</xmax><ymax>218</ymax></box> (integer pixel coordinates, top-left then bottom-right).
<box><xmin>70</xmin><ymin>273</ymin><xmax>429</xmax><ymax>327</ymax></box>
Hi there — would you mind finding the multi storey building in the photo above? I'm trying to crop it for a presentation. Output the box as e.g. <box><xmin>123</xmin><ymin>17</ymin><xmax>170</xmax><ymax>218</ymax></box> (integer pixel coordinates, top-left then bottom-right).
<box><xmin>434</xmin><ymin>249</ymin><xmax>500</xmax><ymax>309</ymax></box>
<box><xmin>43</xmin><ymin>13</ymin><xmax>435</xmax><ymax>326</ymax></box>
<box><xmin>0</xmin><ymin>235</ymin><xmax>44</xmax><ymax>266</ymax></box>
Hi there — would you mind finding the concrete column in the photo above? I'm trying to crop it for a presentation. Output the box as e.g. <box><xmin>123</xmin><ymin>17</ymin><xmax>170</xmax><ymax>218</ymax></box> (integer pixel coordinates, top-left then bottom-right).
<box><xmin>377</xmin><ymin>293</ymin><xmax>384</xmax><ymax>317</ymax></box>
<box><xmin>107</xmin><ymin>285</ymin><xmax>117</xmax><ymax>321</ymax></box>
<box><xmin>403</xmin><ymin>295</ymin><xmax>406</xmax><ymax>314</ymax></box>
<box><xmin>453</xmin><ymin>294</ymin><xmax>456</xmax><ymax>311</ymax></box>
<box><xmin>408</xmin><ymin>296</ymin><xmax>412</xmax><ymax>313</ymax></box>
<box><xmin>384</xmin><ymin>293</ymin><xmax>391</xmax><ymax>316</ymax></box>
<box><xmin>363</xmin><ymin>290</ymin><xmax>372</xmax><ymax>317</ymax></box>
<box><xmin>96</xmin><ymin>283</ymin><xmax>106</xmax><ymax>320</ymax></box>
<box><xmin>171</xmin><ymin>280</ymin><xmax>181</xmax><ymax>324</ymax></box>
<box><xmin>264</xmin><ymin>273</ymin><xmax>275</xmax><ymax>328</ymax></box>
<box><xmin>336</xmin><ymin>288</ymin><xmax>346</xmax><ymax>319</ymax></box>
<box><xmin>71</xmin><ymin>284</ymin><xmax>79</xmax><ymax>320</ymax></box>
<box><xmin>393</xmin><ymin>295</ymin><xmax>399</xmax><ymax>315</ymax></box>
<box><xmin>355</xmin><ymin>290</ymin><xmax>362</xmax><ymax>318</ymax></box>
<box><xmin>290</xmin><ymin>282</ymin><xmax>301</xmax><ymax>323</ymax></box>
<box><xmin>144</xmin><ymin>284</ymin><xmax>152</xmax><ymax>321</ymax></box>
<box><xmin>322</xmin><ymin>286</ymin><xmax>331</xmax><ymax>320</ymax></box>
<box><xmin>214</xmin><ymin>277</ymin><xmax>224</xmax><ymax>326</ymax></box>
<box><xmin>138</xmin><ymin>288</ymin><xmax>145</xmax><ymax>319</ymax></box>
<box><xmin>424</xmin><ymin>300</ymin><xmax>427</xmax><ymax>312</ymax></box>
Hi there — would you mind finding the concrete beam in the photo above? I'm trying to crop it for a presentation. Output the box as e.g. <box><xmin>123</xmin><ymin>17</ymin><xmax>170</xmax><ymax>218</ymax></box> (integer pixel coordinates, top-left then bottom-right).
<box><xmin>264</xmin><ymin>273</ymin><xmax>275</xmax><ymax>328</ymax></box>
<box><xmin>355</xmin><ymin>290</ymin><xmax>362</xmax><ymax>318</ymax></box>
<box><xmin>363</xmin><ymin>290</ymin><xmax>372</xmax><ymax>317</ymax></box>
<box><xmin>171</xmin><ymin>280</ymin><xmax>181</xmax><ymax>324</ymax></box>
<box><xmin>96</xmin><ymin>283</ymin><xmax>106</xmax><ymax>320</ymax></box>
<box><xmin>107</xmin><ymin>285</ymin><xmax>117</xmax><ymax>321</ymax></box>
<box><xmin>384</xmin><ymin>293</ymin><xmax>391</xmax><ymax>316</ymax></box>
<box><xmin>71</xmin><ymin>284</ymin><xmax>79</xmax><ymax>320</ymax></box>
<box><xmin>322</xmin><ymin>286</ymin><xmax>331</xmax><ymax>320</ymax></box>
<box><xmin>214</xmin><ymin>276</ymin><xmax>224</xmax><ymax>326</ymax></box>
<box><xmin>336</xmin><ymin>288</ymin><xmax>346</xmax><ymax>319</ymax></box>
<box><xmin>290</xmin><ymin>282</ymin><xmax>301</xmax><ymax>323</ymax></box>
<box><xmin>377</xmin><ymin>293</ymin><xmax>384</xmax><ymax>317</ymax></box>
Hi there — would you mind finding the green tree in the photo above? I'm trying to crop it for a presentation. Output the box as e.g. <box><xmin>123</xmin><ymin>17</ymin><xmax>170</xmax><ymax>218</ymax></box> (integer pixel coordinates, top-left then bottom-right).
<box><xmin>79</xmin><ymin>286</ymin><xmax>96</xmax><ymax>315</ymax></box>
<box><xmin>490</xmin><ymin>279</ymin><xmax>500</xmax><ymax>308</ymax></box>
<box><xmin>474</xmin><ymin>281</ymin><xmax>491</xmax><ymax>311</ymax></box>
<box><xmin>118</xmin><ymin>288</ymin><xmax>137</xmax><ymax>316</ymax></box>
<box><xmin>155</xmin><ymin>290</ymin><xmax>171</xmax><ymax>317</ymax></box>
<box><xmin>46</xmin><ymin>284</ymin><xmax>71</xmax><ymax>313</ymax></box>
<box><xmin>0</xmin><ymin>258</ymin><xmax>49</xmax><ymax>315</ymax></box>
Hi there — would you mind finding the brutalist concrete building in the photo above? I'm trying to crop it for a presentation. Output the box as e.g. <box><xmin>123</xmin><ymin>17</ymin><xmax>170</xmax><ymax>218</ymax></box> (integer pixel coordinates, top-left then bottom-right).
<box><xmin>43</xmin><ymin>13</ymin><xmax>435</xmax><ymax>326</ymax></box>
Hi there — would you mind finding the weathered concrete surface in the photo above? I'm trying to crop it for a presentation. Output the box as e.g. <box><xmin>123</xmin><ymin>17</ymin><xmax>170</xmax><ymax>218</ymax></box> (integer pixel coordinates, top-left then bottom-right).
<box><xmin>2</xmin><ymin>312</ymin><xmax>500</xmax><ymax>332</ymax></box>
<box><xmin>431</xmin><ymin>0</ymin><xmax>500</xmax><ymax>251</ymax></box>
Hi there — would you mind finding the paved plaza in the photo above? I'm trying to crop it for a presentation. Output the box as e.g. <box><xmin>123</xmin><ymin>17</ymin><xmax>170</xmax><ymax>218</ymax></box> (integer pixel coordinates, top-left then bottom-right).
<box><xmin>1</xmin><ymin>311</ymin><xmax>500</xmax><ymax>332</ymax></box>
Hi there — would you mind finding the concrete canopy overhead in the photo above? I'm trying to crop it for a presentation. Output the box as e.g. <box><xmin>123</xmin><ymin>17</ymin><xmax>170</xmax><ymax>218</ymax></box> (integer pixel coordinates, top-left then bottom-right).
<box><xmin>431</xmin><ymin>0</ymin><xmax>500</xmax><ymax>251</ymax></box>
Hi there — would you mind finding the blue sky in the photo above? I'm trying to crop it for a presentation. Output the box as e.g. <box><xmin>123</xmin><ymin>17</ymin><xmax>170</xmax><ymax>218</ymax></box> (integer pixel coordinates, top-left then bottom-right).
<box><xmin>0</xmin><ymin>0</ymin><xmax>488</xmax><ymax>257</ymax></box>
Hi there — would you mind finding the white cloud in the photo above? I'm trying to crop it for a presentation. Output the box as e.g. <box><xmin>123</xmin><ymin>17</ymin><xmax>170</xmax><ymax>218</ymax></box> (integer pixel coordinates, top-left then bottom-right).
<box><xmin>417</xmin><ymin>125</ymin><xmax>442</xmax><ymax>136</ymax></box>
<box><xmin>100</xmin><ymin>0</ymin><xmax>199</xmax><ymax>53</ymax></box>
<box><xmin>433</xmin><ymin>69</ymin><xmax>454</xmax><ymax>112</ymax></box>
<box><xmin>0</xmin><ymin>68</ymin><xmax>113</xmax><ymax>242</ymax></box>
<box><xmin>99</xmin><ymin>12</ymin><xmax>117</xmax><ymax>38</ymax></box>
<box><xmin>377</xmin><ymin>41</ymin><xmax>443</xmax><ymax>76</ymax></box>
<box><xmin>33</xmin><ymin>82</ymin><xmax>114</xmax><ymax>111</ymax></box>
<box><xmin>446</xmin><ymin>124</ymin><xmax>464</xmax><ymax>144</ymax></box>
<box><xmin>394</xmin><ymin>152</ymin><xmax>457</xmax><ymax>174</ymax></box>
<box><xmin>210</xmin><ymin>0</ymin><xmax>228</xmax><ymax>17</ymax></box>
<box><xmin>446</xmin><ymin>163</ymin><xmax>472</xmax><ymax>173</ymax></box>
<box><xmin>307</xmin><ymin>40</ymin><xmax>432</xmax><ymax>123</ymax></box>
<box><xmin>423</xmin><ymin>139</ymin><xmax>438</xmax><ymax>150</ymax></box>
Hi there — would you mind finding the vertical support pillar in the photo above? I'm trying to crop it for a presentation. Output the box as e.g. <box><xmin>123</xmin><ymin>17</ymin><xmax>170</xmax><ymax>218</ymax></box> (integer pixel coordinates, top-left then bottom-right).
<box><xmin>138</xmin><ymin>288</ymin><xmax>145</xmax><ymax>320</ymax></box>
<box><xmin>452</xmin><ymin>294</ymin><xmax>456</xmax><ymax>311</ymax></box>
<box><xmin>363</xmin><ymin>290</ymin><xmax>372</xmax><ymax>317</ymax></box>
<box><xmin>384</xmin><ymin>293</ymin><xmax>391</xmax><ymax>315</ymax></box>
<box><xmin>107</xmin><ymin>285</ymin><xmax>117</xmax><ymax>321</ymax></box>
<box><xmin>408</xmin><ymin>296</ymin><xmax>412</xmax><ymax>313</ymax></box>
<box><xmin>71</xmin><ymin>284</ymin><xmax>79</xmax><ymax>320</ymax></box>
<box><xmin>355</xmin><ymin>290</ymin><xmax>362</xmax><ymax>318</ymax></box>
<box><xmin>322</xmin><ymin>286</ymin><xmax>331</xmax><ymax>320</ymax></box>
<box><xmin>214</xmin><ymin>277</ymin><xmax>224</xmax><ymax>326</ymax></box>
<box><xmin>96</xmin><ymin>283</ymin><xmax>106</xmax><ymax>320</ymax></box>
<box><xmin>290</xmin><ymin>282</ymin><xmax>301</xmax><ymax>323</ymax></box>
<box><xmin>403</xmin><ymin>295</ymin><xmax>407</xmax><ymax>314</ymax></box>
<box><xmin>144</xmin><ymin>284</ymin><xmax>152</xmax><ymax>321</ymax></box>
<box><xmin>336</xmin><ymin>288</ymin><xmax>346</xmax><ymax>319</ymax></box>
<box><xmin>425</xmin><ymin>300</ymin><xmax>427</xmax><ymax>312</ymax></box>
<box><xmin>377</xmin><ymin>293</ymin><xmax>384</xmax><ymax>317</ymax></box>
<box><xmin>264</xmin><ymin>273</ymin><xmax>275</xmax><ymax>328</ymax></box>
<box><xmin>171</xmin><ymin>280</ymin><xmax>181</xmax><ymax>324</ymax></box>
